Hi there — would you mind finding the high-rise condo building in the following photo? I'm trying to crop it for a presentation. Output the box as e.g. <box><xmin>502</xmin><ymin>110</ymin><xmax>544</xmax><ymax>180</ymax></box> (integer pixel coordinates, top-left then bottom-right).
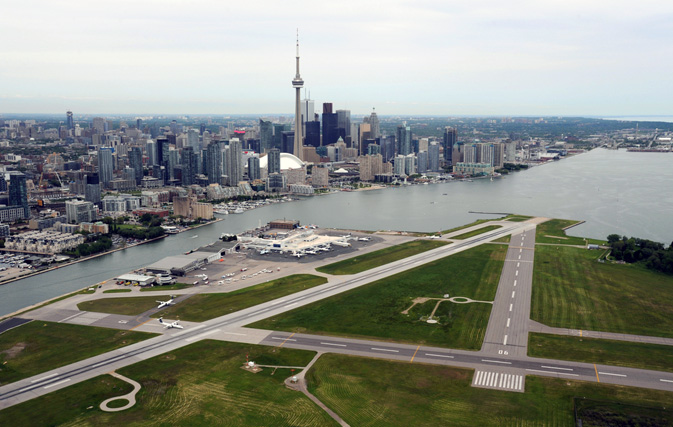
<box><xmin>443</xmin><ymin>127</ymin><xmax>457</xmax><ymax>164</ymax></box>
<box><xmin>98</xmin><ymin>147</ymin><xmax>114</xmax><ymax>186</ymax></box>
<box><xmin>396</xmin><ymin>125</ymin><xmax>412</xmax><ymax>156</ymax></box>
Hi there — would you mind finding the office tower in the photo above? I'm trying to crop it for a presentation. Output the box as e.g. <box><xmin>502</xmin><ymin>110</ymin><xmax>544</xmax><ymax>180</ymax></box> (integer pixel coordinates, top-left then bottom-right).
<box><xmin>128</xmin><ymin>147</ymin><xmax>143</xmax><ymax>185</ymax></box>
<box><xmin>85</xmin><ymin>173</ymin><xmax>101</xmax><ymax>205</ymax></box>
<box><xmin>229</xmin><ymin>138</ymin><xmax>243</xmax><ymax>185</ymax></box>
<box><xmin>404</xmin><ymin>154</ymin><xmax>416</xmax><ymax>175</ymax></box>
<box><xmin>187</xmin><ymin>128</ymin><xmax>200</xmax><ymax>151</ymax></box>
<box><xmin>181</xmin><ymin>147</ymin><xmax>196</xmax><ymax>186</ymax></box>
<box><xmin>337</xmin><ymin>109</ymin><xmax>351</xmax><ymax>138</ymax></box>
<box><xmin>168</xmin><ymin>148</ymin><xmax>180</xmax><ymax>180</ymax></box>
<box><xmin>282</xmin><ymin>131</ymin><xmax>295</xmax><ymax>154</ymax></box>
<box><xmin>443</xmin><ymin>126</ymin><xmax>457</xmax><ymax>164</ymax></box>
<box><xmin>305</xmin><ymin>120</ymin><xmax>321</xmax><ymax>147</ymax></box>
<box><xmin>417</xmin><ymin>151</ymin><xmax>428</xmax><ymax>174</ymax></box>
<box><xmin>268</xmin><ymin>148</ymin><xmax>281</xmax><ymax>174</ymax></box>
<box><xmin>369</xmin><ymin>109</ymin><xmax>380</xmax><ymax>139</ymax></box>
<box><xmin>272</xmin><ymin>124</ymin><xmax>286</xmax><ymax>150</ymax></box>
<box><xmin>259</xmin><ymin>120</ymin><xmax>273</xmax><ymax>152</ymax></box>
<box><xmin>98</xmin><ymin>147</ymin><xmax>114</xmax><ymax>186</ymax></box>
<box><xmin>367</xmin><ymin>144</ymin><xmax>381</xmax><ymax>155</ymax></box>
<box><xmin>292</xmin><ymin>35</ymin><xmax>305</xmax><ymax>161</ymax></box>
<box><xmin>199</xmin><ymin>123</ymin><xmax>206</xmax><ymax>135</ymax></box>
<box><xmin>170</xmin><ymin>120</ymin><xmax>180</xmax><ymax>135</ymax></box>
<box><xmin>66</xmin><ymin>111</ymin><xmax>74</xmax><ymax>131</ymax></box>
<box><xmin>152</xmin><ymin>165</ymin><xmax>165</xmax><ymax>184</ymax></box>
<box><xmin>92</xmin><ymin>117</ymin><xmax>106</xmax><ymax>135</ymax></box>
<box><xmin>463</xmin><ymin>144</ymin><xmax>477</xmax><ymax>163</ymax></box>
<box><xmin>136</xmin><ymin>118</ymin><xmax>142</xmax><ymax>130</ymax></box>
<box><xmin>322</xmin><ymin>103</ymin><xmax>339</xmax><ymax>146</ymax></box>
<box><xmin>206</xmin><ymin>141</ymin><xmax>222</xmax><ymax>184</ymax></box>
<box><xmin>9</xmin><ymin>173</ymin><xmax>29</xmax><ymax>218</ymax></box>
<box><xmin>381</xmin><ymin>136</ymin><xmax>395</xmax><ymax>162</ymax></box>
<box><xmin>248</xmin><ymin>156</ymin><xmax>261</xmax><ymax>181</ymax></box>
<box><xmin>146</xmin><ymin>140</ymin><xmax>157</xmax><ymax>166</ymax></box>
<box><xmin>428</xmin><ymin>142</ymin><xmax>440</xmax><ymax>172</ymax></box>
<box><xmin>156</xmin><ymin>136</ymin><xmax>170</xmax><ymax>166</ymax></box>
<box><xmin>301</xmin><ymin>96</ymin><xmax>314</xmax><ymax>126</ymax></box>
<box><xmin>396</xmin><ymin>125</ymin><xmax>412</xmax><ymax>156</ymax></box>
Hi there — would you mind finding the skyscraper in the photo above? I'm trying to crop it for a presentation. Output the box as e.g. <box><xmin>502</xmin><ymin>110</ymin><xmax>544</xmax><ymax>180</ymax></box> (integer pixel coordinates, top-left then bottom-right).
<box><xmin>396</xmin><ymin>125</ymin><xmax>412</xmax><ymax>156</ymax></box>
<box><xmin>206</xmin><ymin>141</ymin><xmax>222</xmax><ymax>184</ymax></box>
<box><xmin>336</xmin><ymin>109</ymin><xmax>351</xmax><ymax>138</ymax></box>
<box><xmin>428</xmin><ymin>142</ymin><xmax>440</xmax><ymax>172</ymax></box>
<box><xmin>443</xmin><ymin>127</ymin><xmax>457</xmax><ymax>164</ymax></box>
<box><xmin>369</xmin><ymin>109</ymin><xmax>380</xmax><ymax>140</ymax></box>
<box><xmin>292</xmin><ymin>34</ymin><xmax>304</xmax><ymax>161</ymax></box>
<box><xmin>181</xmin><ymin>147</ymin><xmax>196</xmax><ymax>186</ymax></box>
<box><xmin>259</xmin><ymin>120</ymin><xmax>273</xmax><ymax>153</ymax></box>
<box><xmin>9</xmin><ymin>173</ymin><xmax>29</xmax><ymax>219</ymax></box>
<box><xmin>248</xmin><ymin>157</ymin><xmax>261</xmax><ymax>181</ymax></box>
<box><xmin>229</xmin><ymin>138</ymin><xmax>243</xmax><ymax>185</ymax></box>
<box><xmin>66</xmin><ymin>111</ymin><xmax>74</xmax><ymax>131</ymax></box>
<box><xmin>128</xmin><ymin>147</ymin><xmax>143</xmax><ymax>185</ymax></box>
<box><xmin>98</xmin><ymin>147</ymin><xmax>114</xmax><ymax>186</ymax></box>
<box><xmin>268</xmin><ymin>148</ymin><xmax>281</xmax><ymax>175</ymax></box>
<box><xmin>322</xmin><ymin>103</ymin><xmax>339</xmax><ymax>146</ymax></box>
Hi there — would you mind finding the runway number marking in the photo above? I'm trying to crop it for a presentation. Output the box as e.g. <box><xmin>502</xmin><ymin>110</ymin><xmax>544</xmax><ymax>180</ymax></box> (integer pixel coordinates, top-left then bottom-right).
<box><xmin>498</xmin><ymin>350</ymin><xmax>509</xmax><ymax>355</ymax></box>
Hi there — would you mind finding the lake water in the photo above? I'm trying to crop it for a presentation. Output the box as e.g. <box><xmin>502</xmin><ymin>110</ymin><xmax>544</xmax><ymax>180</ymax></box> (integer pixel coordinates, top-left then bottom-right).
<box><xmin>0</xmin><ymin>148</ymin><xmax>670</xmax><ymax>317</ymax></box>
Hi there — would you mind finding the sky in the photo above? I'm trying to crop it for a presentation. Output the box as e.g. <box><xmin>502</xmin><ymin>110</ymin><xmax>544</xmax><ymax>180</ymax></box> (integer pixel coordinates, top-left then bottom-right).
<box><xmin>1</xmin><ymin>0</ymin><xmax>672</xmax><ymax>116</ymax></box>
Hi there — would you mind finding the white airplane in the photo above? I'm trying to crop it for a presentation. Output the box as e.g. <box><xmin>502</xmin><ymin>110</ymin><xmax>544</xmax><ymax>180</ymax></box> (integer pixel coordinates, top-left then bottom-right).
<box><xmin>159</xmin><ymin>317</ymin><xmax>183</xmax><ymax>329</ymax></box>
<box><xmin>305</xmin><ymin>250</ymin><xmax>317</xmax><ymax>255</ymax></box>
<box><xmin>156</xmin><ymin>298</ymin><xmax>174</xmax><ymax>309</ymax></box>
<box><xmin>429</xmin><ymin>235</ymin><xmax>441</xmax><ymax>239</ymax></box>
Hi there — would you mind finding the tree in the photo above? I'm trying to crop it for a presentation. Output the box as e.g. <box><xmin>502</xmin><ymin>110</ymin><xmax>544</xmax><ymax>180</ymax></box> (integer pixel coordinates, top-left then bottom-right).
<box><xmin>607</xmin><ymin>234</ymin><xmax>621</xmax><ymax>244</ymax></box>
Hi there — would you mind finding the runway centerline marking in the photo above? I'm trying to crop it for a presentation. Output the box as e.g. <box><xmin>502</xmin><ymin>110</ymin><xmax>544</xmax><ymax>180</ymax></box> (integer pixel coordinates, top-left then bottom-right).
<box><xmin>509</xmin><ymin>304</ymin><xmax>513</xmax><ymax>312</ymax></box>
<box><xmin>526</xmin><ymin>369</ymin><xmax>579</xmax><ymax>377</ymax></box>
<box><xmin>506</xmin><ymin>318</ymin><xmax>510</xmax><ymax>327</ymax></box>
<box><xmin>515</xmin><ymin>270</ymin><xmax>519</xmax><ymax>276</ymax></box>
<box><xmin>541</xmin><ymin>366</ymin><xmax>573</xmax><ymax>371</ymax></box>
<box><xmin>31</xmin><ymin>373</ymin><xmax>59</xmax><ymax>383</ymax></box>
<box><xmin>44</xmin><ymin>378</ymin><xmax>70</xmax><ymax>389</ymax></box>
<box><xmin>371</xmin><ymin>347</ymin><xmax>399</xmax><ymax>353</ymax></box>
<box><xmin>660</xmin><ymin>379</ymin><xmax>673</xmax><ymax>383</ymax></box>
<box><xmin>320</xmin><ymin>342</ymin><xmax>347</xmax><ymax>347</ymax></box>
<box><xmin>513</xmin><ymin>280</ymin><xmax>517</xmax><ymax>286</ymax></box>
<box><xmin>599</xmin><ymin>372</ymin><xmax>627</xmax><ymax>377</ymax></box>
<box><xmin>482</xmin><ymin>359</ymin><xmax>511</xmax><ymax>364</ymax></box>
<box><xmin>424</xmin><ymin>353</ymin><xmax>454</xmax><ymax>358</ymax></box>
<box><xmin>503</xmin><ymin>335</ymin><xmax>508</xmax><ymax>346</ymax></box>
<box><xmin>511</xmin><ymin>291</ymin><xmax>516</xmax><ymax>298</ymax></box>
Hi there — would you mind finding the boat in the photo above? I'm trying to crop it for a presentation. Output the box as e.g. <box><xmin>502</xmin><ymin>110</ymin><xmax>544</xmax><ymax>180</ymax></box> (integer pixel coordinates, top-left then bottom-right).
<box><xmin>214</xmin><ymin>209</ymin><xmax>229</xmax><ymax>215</ymax></box>
<box><xmin>191</xmin><ymin>235</ymin><xmax>198</xmax><ymax>238</ymax></box>
<box><xmin>233</xmin><ymin>208</ymin><xmax>245</xmax><ymax>214</ymax></box>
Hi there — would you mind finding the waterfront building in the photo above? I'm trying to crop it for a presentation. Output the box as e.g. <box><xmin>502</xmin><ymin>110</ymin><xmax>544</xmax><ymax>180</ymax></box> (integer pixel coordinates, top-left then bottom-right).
<box><xmin>285</xmin><ymin>166</ymin><xmax>307</xmax><ymax>185</ymax></box>
<box><xmin>417</xmin><ymin>151</ymin><xmax>429</xmax><ymax>174</ymax></box>
<box><xmin>65</xmin><ymin>200</ymin><xmax>97</xmax><ymax>224</ymax></box>
<box><xmin>463</xmin><ymin>144</ymin><xmax>477</xmax><ymax>163</ymax></box>
<box><xmin>359</xmin><ymin>154</ymin><xmax>385</xmax><ymax>182</ymax></box>
<box><xmin>289</xmin><ymin>184</ymin><xmax>314</xmax><ymax>195</ymax></box>
<box><xmin>453</xmin><ymin>162</ymin><xmax>494</xmax><ymax>176</ymax></box>
<box><xmin>404</xmin><ymin>154</ymin><xmax>416</xmax><ymax>175</ymax></box>
<box><xmin>428</xmin><ymin>142</ymin><xmax>440</xmax><ymax>172</ymax></box>
<box><xmin>229</xmin><ymin>138</ymin><xmax>243</xmax><ymax>185</ymax></box>
<box><xmin>393</xmin><ymin>155</ymin><xmax>406</xmax><ymax>176</ymax></box>
<box><xmin>5</xmin><ymin>230</ymin><xmax>85</xmax><ymax>254</ymax></box>
<box><xmin>266</xmin><ymin>172</ymin><xmax>287</xmax><ymax>192</ymax></box>
<box><xmin>477</xmin><ymin>143</ymin><xmax>494</xmax><ymax>167</ymax></box>
<box><xmin>443</xmin><ymin>127</ymin><xmax>457</xmax><ymax>165</ymax></box>
<box><xmin>493</xmin><ymin>142</ymin><xmax>505</xmax><ymax>168</ymax></box>
<box><xmin>397</xmin><ymin>125</ymin><xmax>412</xmax><ymax>156</ymax></box>
<box><xmin>85</xmin><ymin>173</ymin><xmax>101</xmax><ymax>205</ymax></box>
<box><xmin>102</xmin><ymin>195</ymin><xmax>141</xmax><ymax>213</ymax></box>
<box><xmin>311</xmin><ymin>165</ymin><xmax>329</xmax><ymax>187</ymax></box>
<box><xmin>247</xmin><ymin>156</ymin><xmax>261</xmax><ymax>181</ymax></box>
<box><xmin>206</xmin><ymin>141</ymin><xmax>222</xmax><ymax>184</ymax></box>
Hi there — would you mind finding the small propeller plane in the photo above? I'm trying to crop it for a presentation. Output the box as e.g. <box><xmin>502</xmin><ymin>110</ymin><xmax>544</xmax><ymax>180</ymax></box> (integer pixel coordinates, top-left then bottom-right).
<box><xmin>156</xmin><ymin>297</ymin><xmax>175</xmax><ymax>309</ymax></box>
<box><xmin>159</xmin><ymin>317</ymin><xmax>183</xmax><ymax>329</ymax></box>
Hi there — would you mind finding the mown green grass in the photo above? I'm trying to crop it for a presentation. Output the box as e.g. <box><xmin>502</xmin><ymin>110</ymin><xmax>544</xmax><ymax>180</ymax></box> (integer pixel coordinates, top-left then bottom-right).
<box><xmin>316</xmin><ymin>240</ymin><xmax>447</xmax><ymax>275</ymax></box>
<box><xmin>140</xmin><ymin>282</ymin><xmax>194</xmax><ymax>292</ymax></box>
<box><xmin>77</xmin><ymin>295</ymin><xmax>162</xmax><ymax>316</ymax></box>
<box><xmin>575</xmin><ymin>398</ymin><xmax>673</xmax><ymax>426</ymax></box>
<box><xmin>532</xmin><ymin>245</ymin><xmax>673</xmax><ymax>337</ymax></box>
<box><xmin>451</xmin><ymin>225</ymin><xmax>502</xmax><ymax>240</ymax></box>
<box><xmin>505</xmin><ymin>215</ymin><xmax>532</xmax><ymax>222</ymax></box>
<box><xmin>535</xmin><ymin>218</ymin><xmax>589</xmax><ymax>245</ymax></box>
<box><xmin>153</xmin><ymin>274</ymin><xmax>328</xmax><ymax>322</ymax></box>
<box><xmin>529</xmin><ymin>333</ymin><xmax>673</xmax><ymax>373</ymax></box>
<box><xmin>0</xmin><ymin>321</ymin><xmax>156</xmax><ymax>385</ymax></box>
<box><xmin>305</xmin><ymin>353</ymin><xmax>673</xmax><ymax>427</ymax></box>
<box><xmin>439</xmin><ymin>217</ymin><xmax>504</xmax><ymax>235</ymax></box>
<box><xmin>0</xmin><ymin>341</ymin><xmax>337</xmax><ymax>426</ymax></box>
<box><xmin>250</xmin><ymin>244</ymin><xmax>506</xmax><ymax>349</ymax></box>
<box><xmin>493</xmin><ymin>235</ymin><xmax>511</xmax><ymax>243</ymax></box>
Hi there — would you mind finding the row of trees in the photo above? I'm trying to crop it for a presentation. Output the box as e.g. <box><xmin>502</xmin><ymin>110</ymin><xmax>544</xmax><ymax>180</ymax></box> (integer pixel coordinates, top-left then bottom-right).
<box><xmin>607</xmin><ymin>234</ymin><xmax>673</xmax><ymax>275</ymax></box>
<box><xmin>68</xmin><ymin>236</ymin><xmax>113</xmax><ymax>257</ymax></box>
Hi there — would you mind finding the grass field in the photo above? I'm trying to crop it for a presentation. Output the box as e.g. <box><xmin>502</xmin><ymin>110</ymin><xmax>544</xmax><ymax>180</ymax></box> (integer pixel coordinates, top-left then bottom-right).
<box><xmin>531</xmin><ymin>245</ymin><xmax>673</xmax><ymax>337</ymax></box>
<box><xmin>316</xmin><ymin>240</ymin><xmax>446</xmax><ymax>275</ymax></box>
<box><xmin>529</xmin><ymin>333</ymin><xmax>673</xmax><ymax>373</ymax></box>
<box><xmin>439</xmin><ymin>217</ymin><xmax>504</xmax><ymax>235</ymax></box>
<box><xmin>250</xmin><ymin>244</ymin><xmax>507</xmax><ymax>349</ymax></box>
<box><xmin>493</xmin><ymin>235</ymin><xmax>511</xmax><ymax>243</ymax></box>
<box><xmin>140</xmin><ymin>282</ymin><xmax>194</xmax><ymax>292</ymax></box>
<box><xmin>505</xmin><ymin>215</ymin><xmax>532</xmax><ymax>222</ymax></box>
<box><xmin>0</xmin><ymin>321</ymin><xmax>156</xmax><ymax>385</ymax></box>
<box><xmin>152</xmin><ymin>274</ymin><xmax>328</xmax><ymax>322</ymax></box>
<box><xmin>305</xmin><ymin>353</ymin><xmax>673</xmax><ymax>426</ymax></box>
<box><xmin>77</xmin><ymin>295</ymin><xmax>163</xmax><ymax>316</ymax></box>
<box><xmin>103</xmin><ymin>289</ymin><xmax>132</xmax><ymax>293</ymax></box>
<box><xmin>0</xmin><ymin>341</ymin><xmax>337</xmax><ymax>426</ymax></box>
<box><xmin>451</xmin><ymin>225</ymin><xmax>502</xmax><ymax>240</ymax></box>
<box><xmin>535</xmin><ymin>218</ymin><xmax>590</xmax><ymax>245</ymax></box>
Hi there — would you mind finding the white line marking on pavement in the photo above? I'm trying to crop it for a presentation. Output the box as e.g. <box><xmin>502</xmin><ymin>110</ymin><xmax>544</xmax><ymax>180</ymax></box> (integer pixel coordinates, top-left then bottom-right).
<box><xmin>44</xmin><ymin>378</ymin><xmax>70</xmax><ymax>389</ymax></box>
<box><xmin>509</xmin><ymin>304</ymin><xmax>513</xmax><ymax>312</ymax></box>
<box><xmin>599</xmin><ymin>372</ymin><xmax>627</xmax><ymax>377</ymax></box>
<box><xmin>517</xmin><ymin>262</ymin><xmax>520</xmax><ymax>268</ymax></box>
<box><xmin>506</xmin><ymin>318</ymin><xmax>511</xmax><ymax>327</ymax></box>
<box><xmin>320</xmin><ymin>342</ymin><xmax>347</xmax><ymax>347</ymax></box>
<box><xmin>541</xmin><ymin>366</ymin><xmax>573</xmax><ymax>371</ymax></box>
<box><xmin>660</xmin><ymin>379</ymin><xmax>673</xmax><ymax>383</ymax></box>
<box><xmin>518</xmin><ymin>254</ymin><xmax>521</xmax><ymax>259</ymax></box>
<box><xmin>271</xmin><ymin>337</ymin><xmax>296</xmax><ymax>341</ymax></box>
<box><xmin>31</xmin><ymin>373</ymin><xmax>59</xmax><ymax>383</ymax></box>
<box><xmin>222</xmin><ymin>331</ymin><xmax>246</xmax><ymax>336</ymax></box>
<box><xmin>284</xmin><ymin>302</ymin><xmax>298</xmax><ymax>308</ymax></box>
<box><xmin>174</xmin><ymin>324</ymin><xmax>205</xmax><ymax>336</ymax></box>
<box><xmin>185</xmin><ymin>328</ymin><xmax>221</xmax><ymax>342</ymax></box>
<box><xmin>515</xmin><ymin>270</ymin><xmax>519</xmax><ymax>276</ymax></box>
<box><xmin>482</xmin><ymin>359</ymin><xmax>512</xmax><ymax>364</ymax></box>
<box><xmin>503</xmin><ymin>335</ymin><xmax>508</xmax><ymax>345</ymax></box>
<box><xmin>526</xmin><ymin>369</ymin><xmax>579</xmax><ymax>376</ymax></box>
<box><xmin>424</xmin><ymin>353</ymin><xmax>454</xmax><ymax>358</ymax></box>
<box><xmin>270</xmin><ymin>299</ymin><xmax>287</xmax><ymax>305</ymax></box>
<box><xmin>512</xmin><ymin>291</ymin><xmax>516</xmax><ymax>298</ymax></box>
<box><xmin>59</xmin><ymin>312</ymin><xmax>84</xmax><ymax>323</ymax></box>
<box><xmin>371</xmin><ymin>347</ymin><xmax>399</xmax><ymax>353</ymax></box>
<box><xmin>513</xmin><ymin>280</ymin><xmax>517</xmax><ymax>286</ymax></box>
<box><xmin>519</xmin><ymin>248</ymin><xmax>522</xmax><ymax>253</ymax></box>
<box><xmin>91</xmin><ymin>362</ymin><xmax>108</xmax><ymax>369</ymax></box>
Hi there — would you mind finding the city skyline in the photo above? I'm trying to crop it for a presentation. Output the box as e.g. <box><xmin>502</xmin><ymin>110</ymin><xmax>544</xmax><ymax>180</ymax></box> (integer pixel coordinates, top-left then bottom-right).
<box><xmin>1</xmin><ymin>1</ymin><xmax>672</xmax><ymax>116</ymax></box>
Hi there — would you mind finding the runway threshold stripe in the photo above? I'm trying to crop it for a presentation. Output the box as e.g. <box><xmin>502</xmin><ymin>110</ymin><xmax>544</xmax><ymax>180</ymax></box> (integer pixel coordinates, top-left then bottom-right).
<box><xmin>410</xmin><ymin>345</ymin><xmax>420</xmax><ymax>363</ymax></box>
<box><xmin>44</xmin><ymin>378</ymin><xmax>70</xmax><ymax>389</ymax></box>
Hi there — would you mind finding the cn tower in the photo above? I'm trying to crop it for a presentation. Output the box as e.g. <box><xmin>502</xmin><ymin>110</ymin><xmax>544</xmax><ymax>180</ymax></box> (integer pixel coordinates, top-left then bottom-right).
<box><xmin>292</xmin><ymin>32</ymin><xmax>304</xmax><ymax>161</ymax></box>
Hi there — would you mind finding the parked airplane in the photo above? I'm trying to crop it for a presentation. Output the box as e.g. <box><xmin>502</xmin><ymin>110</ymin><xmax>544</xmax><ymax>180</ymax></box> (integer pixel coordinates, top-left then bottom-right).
<box><xmin>156</xmin><ymin>298</ymin><xmax>174</xmax><ymax>309</ymax></box>
<box><xmin>159</xmin><ymin>317</ymin><xmax>184</xmax><ymax>329</ymax></box>
<box><xmin>429</xmin><ymin>235</ymin><xmax>441</xmax><ymax>239</ymax></box>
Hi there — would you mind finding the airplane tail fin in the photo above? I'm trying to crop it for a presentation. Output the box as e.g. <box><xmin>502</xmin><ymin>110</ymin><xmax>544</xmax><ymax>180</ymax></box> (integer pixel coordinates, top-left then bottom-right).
<box><xmin>159</xmin><ymin>317</ymin><xmax>164</xmax><ymax>323</ymax></box>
